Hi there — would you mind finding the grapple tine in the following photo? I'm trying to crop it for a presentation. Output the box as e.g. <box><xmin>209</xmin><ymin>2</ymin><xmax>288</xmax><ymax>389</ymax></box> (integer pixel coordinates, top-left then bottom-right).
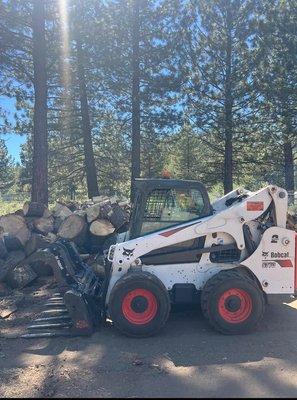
<box><xmin>21</xmin><ymin>331</ymin><xmax>75</xmax><ymax>338</ymax></box>
<box><xmin>22</xmin><ymin>239</ymin><xmax>104</xmax><ymax>339</ymax></box>
<box><xmin>45</xmin><ymin>302</ymin><xmax>66</xmax><ymax>308</ymax></box>
<box><xmin>28</xmin><ymin>322</ymin><xmax>72</xmax><ymax>330</ymax></box>
<box><xmin>35</xmin><ymin>316</ymin><xmax>71</xmax><ymax>323</ymax></box>
<box><xmin>49</xmin><ymin>296</ymin><xmax>64</xmax><ymax>300</ymax></box>
<box><xmin>41</xmin><ymin>309</ymin><xmax>69</xmax><ymax>315</ymax></box>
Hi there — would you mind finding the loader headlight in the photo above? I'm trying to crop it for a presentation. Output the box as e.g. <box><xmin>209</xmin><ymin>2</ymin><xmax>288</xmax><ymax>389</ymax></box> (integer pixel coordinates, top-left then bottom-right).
<box><xmin>107</xmin><ymin>245</ymin><xmax>116</xmax><ymax>262</ymax></box>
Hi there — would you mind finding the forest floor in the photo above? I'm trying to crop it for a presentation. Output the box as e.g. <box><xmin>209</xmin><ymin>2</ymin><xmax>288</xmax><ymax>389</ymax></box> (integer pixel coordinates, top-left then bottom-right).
<box><xmin>1</xmin><ymin>278</ymin><xmax>297</xmax><ymax>397</ymax></box>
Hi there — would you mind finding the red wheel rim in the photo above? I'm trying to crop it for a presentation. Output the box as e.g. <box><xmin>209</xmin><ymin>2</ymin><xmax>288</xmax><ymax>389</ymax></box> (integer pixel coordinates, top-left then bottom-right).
<box><xmin>218</xmin><ymin>288</ymin><xmax>252</xmax><ymax>323</ymax></box>
<box><xmin>122</xmin><ymin>288</ymin><xmax>158</xmax><ymax>325</ymax></box>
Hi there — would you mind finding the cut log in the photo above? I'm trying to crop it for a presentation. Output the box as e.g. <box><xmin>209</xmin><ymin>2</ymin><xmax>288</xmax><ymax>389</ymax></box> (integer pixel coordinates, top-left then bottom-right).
<box><xmin>23</xmin><ymin>201</ymin><xmax>46</xmax><ymax>217</ymax></box>
<box><xmin>287</xmin><ymin>213</ymin><xmax>297</xmax><ymax>231</ymax></box>
<box><xmin>3</xmin><ymin>233</ymin><xmax>23</xmax><ymax>252</ymax></box>
<box><xmin>58</xmin><ymin>214</ymin><xmax>87</xmax><ymax>245</ymax></box>
<box><xmin>45</xmin><ymin>232</ymin><xmax>57</xmax><ymax>243</ymax></box>
<box><xmin>53</xmin><ymin>216</ymin><xmax>63</xmax><ymax>233</ymax></box>
<box><xmin>14</xmin><ymin>209</ymin><xmax>24</xmax><ymax>217</ymax></box>
<box><xmin>52</xmin><ymin>203</ymin><xmax>72</xmax><ymax>220</ymax></box>
<box><xmin>33</xmin><ymin>216</ymin><xmax>54</xmax><ymax>235</ymax></box>
<box><xmin>100</xmin><ymin>202</ymin><xmax>128</xmax><ymax>230</ymax></box>
<box><xmin>89</xmin><ymin>262</ymin><xmax>105</xmax><ymax>279</ymax></box>
<box><xmin>5</xmin><ymin>263</ymin><xmax>37</xmax><ymax>289</ymax></box>
<box><xmin>25</xmin><ymin>249</ymin><xmax>56</xmax><ymax>277</ymax></box>
<box><xmin>89</xmin><ymin>219</ymin><xmax>115</xmax><ymax>237</ymax></box>
<box><xmin>25</xmin><ymin>249</ymin><xmax>68</xmax><ymax>281</ymax></box>
<box><xmin>73</xmin><ymin>209</ymin><xmax>87</xmax><ymax>218</ymax></box>
<box><xmin>43</xmin><ymin>208</ymin><xmax>52</xmax><ymax>218</ymax></box>
<box><xmin>86</xmin><ymin>204</ymin><xmax>101</xmax><ymax>223</ymax></box>
<box><xmin>92</xmin><ymin>195</ymin><xmax>109</xmax><ymax>203</ymax></box>
<box><xmin>0</xmin><ymin>293</ymin><xmax>24</xmax><ymax>317</ymax></box>
<box><xmin>118</xmin><ymin>200</ymin><xmax>129</xmax><ymax>208</ymax></box>
<box><xmin>25</xmin><ymin>233</ymin><xmax>51</xmax><ymax>256</ymax></box>
<box><xmin>0</xmin><ymin>250</ymin><xmax>26</xmax><ymax>282</ymax></box>
<box><xmin>109</xmin><ymin>203</ymin><xmax>129</xmax><ymax>230</ymax></box>
<box><xmin>109</xmin><ymin>195</ymin><xmax>119</xmax><ymax>204</ymax></box>
<box><xmin>0</xmin><ymin>237</ymin><xmax>8</xmax><ymax>259</ymax></box>
<box><xmin>0</xmin><ymin>214</ymin><xmax>31</xmax><ymax>246</ymax></box>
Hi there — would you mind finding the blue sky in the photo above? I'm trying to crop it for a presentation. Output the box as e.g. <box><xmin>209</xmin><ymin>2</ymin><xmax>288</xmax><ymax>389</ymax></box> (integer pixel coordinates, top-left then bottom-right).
<box><xmin>0</xmin><ymin>96</ymin><xmax>26</xmax><ymax>163</ymax></box>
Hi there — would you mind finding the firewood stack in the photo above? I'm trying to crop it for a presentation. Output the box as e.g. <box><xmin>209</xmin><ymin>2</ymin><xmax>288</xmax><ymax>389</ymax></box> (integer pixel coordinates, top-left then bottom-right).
<box><xmin>287</xmin><ymin>212</ymin><xmax>297</xmax><ymax>231</ymax></box>
<box><xmin>0</xmin><ymin>196</ymin><xmax>130</xmax><ymax>290</ymax></box>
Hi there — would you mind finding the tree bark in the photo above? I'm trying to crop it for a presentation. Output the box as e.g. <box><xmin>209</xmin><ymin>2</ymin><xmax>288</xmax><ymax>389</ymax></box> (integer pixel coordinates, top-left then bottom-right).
<box><xmin>31</xmin><ymin>0</ymin><xmax>48</xmax><ymax>205</ymax></box>
<box><xmin>130</xmin><ymin>0</ymin><xmax>141</xmax><ymax>201</ymax></box>
<box><xmin>75</xmin><ymin>37</ymin><xmax>100</xmax><ymax>199</ymax></box>
<box><xmin>223</xmin><ymin>12</ymin><xmax>233</xmax><ymax>195</ymax></box>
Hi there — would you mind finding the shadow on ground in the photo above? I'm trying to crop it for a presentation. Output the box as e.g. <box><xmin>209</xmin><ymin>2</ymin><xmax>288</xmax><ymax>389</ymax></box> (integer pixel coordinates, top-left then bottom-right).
<box><xmin>1</xmin><ymin>295</ymin><xmax>297</xmax><ymax>397</ymax></box>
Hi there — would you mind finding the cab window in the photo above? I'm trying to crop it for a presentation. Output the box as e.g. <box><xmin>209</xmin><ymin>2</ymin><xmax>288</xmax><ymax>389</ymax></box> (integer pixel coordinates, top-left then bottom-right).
<box><xmin>141</xmin><ymin>187</ymin><xmax>205</xmax><ymax>235</ymax></box>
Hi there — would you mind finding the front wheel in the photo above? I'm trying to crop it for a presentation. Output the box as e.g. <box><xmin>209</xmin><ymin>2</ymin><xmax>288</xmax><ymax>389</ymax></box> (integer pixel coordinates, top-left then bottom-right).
<box><xmin>201</xmin><ymin>268</ymin><xmax>265</xmax><ymax>334</ymax></box>
<box><xmin>108</xmin><ymin>271</ymin><xmax>171</xmax><ymax>337</ymax></box>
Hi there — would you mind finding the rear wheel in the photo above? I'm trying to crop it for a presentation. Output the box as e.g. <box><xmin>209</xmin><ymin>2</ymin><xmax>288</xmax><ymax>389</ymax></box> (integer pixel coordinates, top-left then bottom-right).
<box><xmin>201</xmin><ymin>268</ymin><xmax>265</xmax><ymax>334</ymax></box>
<box><xmin>108</xmin><ymin>271</ymin><xmax>170</xmax><ymax>337</ymax></box>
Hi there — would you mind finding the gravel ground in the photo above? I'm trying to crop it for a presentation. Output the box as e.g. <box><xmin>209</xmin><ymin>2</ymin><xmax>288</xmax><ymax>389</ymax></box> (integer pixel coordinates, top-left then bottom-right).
<box><xmin>1</xmin><ymin>280</ymin><xmax>297</xmax><ymax>398</ymax></box>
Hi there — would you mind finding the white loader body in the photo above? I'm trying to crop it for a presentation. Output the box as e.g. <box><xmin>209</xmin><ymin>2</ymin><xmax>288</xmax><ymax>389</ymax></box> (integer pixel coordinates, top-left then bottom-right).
<box><xmin>106</xmin><ymin>185</ymin><xmax>296</xmax><ymax>303</ymax></box>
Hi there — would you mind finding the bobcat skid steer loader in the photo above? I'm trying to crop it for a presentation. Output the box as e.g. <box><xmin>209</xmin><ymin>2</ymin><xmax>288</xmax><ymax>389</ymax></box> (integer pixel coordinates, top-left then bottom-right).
<box><xmin>22</xmin><ymin>180</ymin><xmax>297</xmax><ymax>338</ymax></box>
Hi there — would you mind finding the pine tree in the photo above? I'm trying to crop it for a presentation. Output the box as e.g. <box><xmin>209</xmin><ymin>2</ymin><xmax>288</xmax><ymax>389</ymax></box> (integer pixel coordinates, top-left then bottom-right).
<box><xmin>0</xmin><ymin>139</ymin><xmax>14</xmax><ymax>191</ymax></box>
<box><xmin>254</xmin><ymin>0</ymin><xmax>297</xmax><ymax>203</ymax></box>
<box><xmin>181</xmin><ymin>0</ymin><xmax>259</xmax><ymax>193</ymax></box>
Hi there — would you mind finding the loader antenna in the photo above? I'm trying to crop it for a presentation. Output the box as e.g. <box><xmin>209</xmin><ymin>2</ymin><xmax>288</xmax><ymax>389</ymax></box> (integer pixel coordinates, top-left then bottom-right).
<box><xmin>21</xmin><ymin>239</ymin><xmax>106</xmax><ymax>338</ymax></box>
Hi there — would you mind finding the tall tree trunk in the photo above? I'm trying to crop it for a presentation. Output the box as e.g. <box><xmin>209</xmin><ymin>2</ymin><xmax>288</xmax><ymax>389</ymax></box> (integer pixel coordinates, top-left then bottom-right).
<box><xmin>130</xmin><ymin>0</ymin><xmax>141</xmax><ymax>201</ymax></box>
<box><xmin>31</xmin><ymin>0</ymin><xmax>48</xmax><ymax>205</ymax></box>
<box><xmin>223</xmin><ymin>14</ymin><xmax>233</xmax><ymax>194</ymax></box>
<box><xmin>283</xmin><ymin>140</ymin><xmax>294</xmax><ymax>205</ymax></box>
<box><xmin>75</xmin><ymin>37</ymin><xmax>99</xmax><ymax>199</ymax></box>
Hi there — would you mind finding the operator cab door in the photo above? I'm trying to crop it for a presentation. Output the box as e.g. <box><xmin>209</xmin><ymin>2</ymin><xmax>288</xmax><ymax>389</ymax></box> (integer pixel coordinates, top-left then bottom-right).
<box><xmin>129</xmin><ymin>179</ymin><xmax>213</xmax><ymax>240</ymax></box>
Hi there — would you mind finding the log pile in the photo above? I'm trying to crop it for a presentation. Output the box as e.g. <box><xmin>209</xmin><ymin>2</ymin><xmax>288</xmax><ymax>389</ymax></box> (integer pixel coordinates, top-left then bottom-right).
<box><xmin>0</xmin><ymin>194</ymin><xmax>295</xmax><ymax>292</ymax></box>
<box><xmin>287</xmin><ymin>212</ymin><xmax>297</xmax><ymax>231</ymax></box>
<box><xmin>0</xmin><ymin>196</ymin><xmax>130</xmax><ymax>290</ymax></box>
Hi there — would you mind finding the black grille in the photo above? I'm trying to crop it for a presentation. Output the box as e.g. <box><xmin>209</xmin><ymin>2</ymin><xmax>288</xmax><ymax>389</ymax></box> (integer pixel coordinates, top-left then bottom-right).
<box><xmin>144</xmin><ymin>189</ymin><xmax>171</xmax><ymax>220</ymax></box>
<box><xmin>210</xmin><ymin>245</ymin><xmax>241</xmax><ymax>263</ymax></box>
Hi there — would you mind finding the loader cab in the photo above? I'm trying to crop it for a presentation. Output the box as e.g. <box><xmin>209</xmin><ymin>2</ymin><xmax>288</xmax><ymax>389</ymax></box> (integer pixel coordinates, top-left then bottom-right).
<box><xmin>128</xmin><ymin>179</ymin><xmax>213</xmax><ymax>240</ymax></box>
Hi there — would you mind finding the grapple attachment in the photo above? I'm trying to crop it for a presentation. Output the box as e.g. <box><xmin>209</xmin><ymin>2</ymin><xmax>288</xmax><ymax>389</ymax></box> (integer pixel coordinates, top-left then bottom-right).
<box><xmin>21</xmin><ymin>239</ymin><xmax>106</xmax><ymax>338</ymax></box>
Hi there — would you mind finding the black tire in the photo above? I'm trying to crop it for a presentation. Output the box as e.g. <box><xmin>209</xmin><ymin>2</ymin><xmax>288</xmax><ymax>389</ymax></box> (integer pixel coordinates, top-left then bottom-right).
<box><xmin>201</xmin><ymin>268</ymin><xmax>265</xmax><ymax>334</ymax></box>
<box><xmin>108</xmin><ymin>271</ymin><xmax>171</xmax><ymax>337</ymax></box>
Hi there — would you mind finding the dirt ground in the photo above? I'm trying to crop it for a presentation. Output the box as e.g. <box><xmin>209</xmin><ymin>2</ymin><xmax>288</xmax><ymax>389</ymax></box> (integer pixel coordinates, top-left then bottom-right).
<box><xmin>1</xmin><ymin>279</ymin><xmax>297</xmax><ymax>398</ymax></box>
